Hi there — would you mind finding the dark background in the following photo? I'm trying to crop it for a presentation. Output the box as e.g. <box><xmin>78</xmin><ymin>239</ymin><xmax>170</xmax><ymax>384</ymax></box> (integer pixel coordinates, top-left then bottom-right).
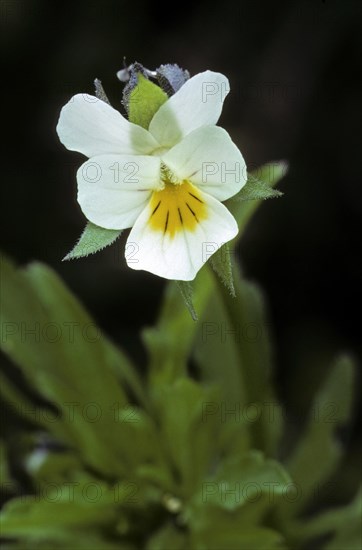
<box><xmin>1</xmin><ymin>0</ymin><xmax>361</xmax><ymax>465</ymax></box>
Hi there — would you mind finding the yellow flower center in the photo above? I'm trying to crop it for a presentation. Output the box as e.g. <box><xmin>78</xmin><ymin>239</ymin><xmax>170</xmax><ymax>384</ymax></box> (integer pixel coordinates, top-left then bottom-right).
<box><xmin>148</xmin><ymin>180</ymin><xmax>207</xmax><ymax>238</ymax></box>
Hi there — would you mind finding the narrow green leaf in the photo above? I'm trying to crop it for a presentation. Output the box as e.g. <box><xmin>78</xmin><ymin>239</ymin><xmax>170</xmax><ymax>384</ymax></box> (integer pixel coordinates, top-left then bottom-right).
<box><xmin>192</xmin><ymin>285</ymin><xmax>253</xmax><ymax>459</ymax></box>
<box><xmin>227</xmin><ymin>161</ymin><xmax>288</xmax><ymax>244</ymax></box>
<box><xmin>212</xmin><ymin>267</ymin><xmax>274</xmax><ymax>406</ymax></box>
<box><xmin>282</xmin><ymin>355</ymin><xmax>356</xmax><ymax>516</ymax></box>
<box><xmin>194</xmin><ymin>263</ymin><xmax>283</xmax><ymax>455</ymax></box>
<box><xmin>206</xmin><ymin>164</ymin><xmax>284</xmax><ymax>305</ymax></box>
<box><xmin>0</xmin><ymin>440</ymin><xmax>14</xmax><ymax>488</ymax></box>
<box><xmin>63</xmin><ymin>222</ymin><xmax>122</xmax><ymax>260</ymax></box>
<box><xmin>193</xmin><ymin>286</ymin><xmax>246</xmax><ymax>406</ymax></box>
<box><xmin>0</xmin><ymin>370</ymin><xmax>49</xmax><ymax>427</ymax></box>
<box><xmin>176</xmin><ymin>281</ymin><xmax>198</xmax><ymax>321</ymax></box>
<box><xmin>209</xmin><ymin>243</ymin><xmax>235</xmax><ymax>297</ymax></box>
<box><xmin>128</xmin><ymin>74</ymin><xmax>168</xmax><ymax>129</ymax></box>
<box><xmin>146</xmin><ymin>522</ymin><xmax>187</xmax><ymax>550</ymax></box>
<box><xmin>143</xmin><ymin>269</ymin><xmax>213</xmax><ymax>389</ymax></box>
<box><xmin>302</xmin><ymin>487</ymin><xmax>362</xmax><ymax>550</ymax></box>
<box><xmin>232</xmin><ymin>173</ymin><xmax>284</xmax><ymax>202</ymax></box>
<box><xmin>156</xmin><ymin>378</ymin><xmax>220</xmax><ymax>497</ymax></box>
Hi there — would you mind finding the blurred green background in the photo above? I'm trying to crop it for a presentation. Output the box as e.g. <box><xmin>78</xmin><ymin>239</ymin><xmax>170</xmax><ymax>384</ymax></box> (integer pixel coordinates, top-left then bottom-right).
<box><xmin>1</xmin><ymin>0</ymin><xmax>361</xmax><ymax>459</ymax></box>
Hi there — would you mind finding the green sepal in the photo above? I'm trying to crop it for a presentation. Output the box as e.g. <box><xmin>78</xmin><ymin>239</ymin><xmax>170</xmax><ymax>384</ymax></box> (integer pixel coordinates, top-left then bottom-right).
<box><xmin>226</xmin><ymin>161</ymin><xmax>288</xmax><ymax>247</ymax></box>
<box><xmin>209</xmin><ymin>243</ymin><xmax>235</xmax><ymax>297</ymax></box>
<box><xmin>63</xmin><ymin>222</ymin><xmax>122</xmax><ymax>261</ymax></box>
<box><xmin>176</xmin><ymin>280</ymin><xmax>198</xmax><ymax>321</ymax></box>
<box><xmin>128</xmin><ymin>73</ymin><xmax>168</xmax><ymax>129</ymax></box>
<box><xmin>232</xmin><ymin>173</ymin><xmax>284</xmax><ymax>202</ymax></box>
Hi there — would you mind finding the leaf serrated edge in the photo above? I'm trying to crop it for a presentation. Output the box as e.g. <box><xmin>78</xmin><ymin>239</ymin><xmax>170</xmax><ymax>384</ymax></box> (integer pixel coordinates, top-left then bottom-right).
<box><xmin>176</xmin><ymin>281</ymin><xmax>198</xmax><ymax>321</ymax></box>
<box><xmin>63</xmin><ymin>223</ymin><xmax>122</xmax><ymax>261</ymax></box>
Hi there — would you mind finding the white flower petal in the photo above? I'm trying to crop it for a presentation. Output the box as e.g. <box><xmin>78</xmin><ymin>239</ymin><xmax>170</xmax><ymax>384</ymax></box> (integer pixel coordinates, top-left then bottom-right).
<box><xmin>77</xmin><ymin>154</ymin><xmax>161</xmax><ymax>229</ymax></box>
<box><xmin>57</xmin><ymin>94</ymin><xmax>159</xmax><ymax>158</ymax></box>
<box><xmin>126</xmin><ymin>188</ymin><xmax>238</xmax><ymax>280</ymax></box>
<box><xmin>149</xmin><ymin>71</ymin><xmax>230</xmax><ymax>148</ymax></box>
<box><xmin>162</xmin><ymin>126</ymin><xmax>247</xmax><ymax>201</ymax></box>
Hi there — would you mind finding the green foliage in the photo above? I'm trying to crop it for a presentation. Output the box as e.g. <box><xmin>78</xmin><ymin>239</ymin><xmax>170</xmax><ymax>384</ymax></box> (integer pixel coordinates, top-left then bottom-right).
<box><xmin>0</xmin><ymin>240</ymin><xmax>358</xmax><ymax>549</ymax></box>
<box><xmin>0</xmin><ymin>257</ymin><xmax>157</xmax><ymax>479</ymax></box>
<box><xmin>63</xmin><ymin>221</ymin><xmax>122</xmax><ymax>260</ymax></box>
<box><xmin>275</xmin><ymin>355</ymin><xmax>359</xmax><ymax>548</ymax></box>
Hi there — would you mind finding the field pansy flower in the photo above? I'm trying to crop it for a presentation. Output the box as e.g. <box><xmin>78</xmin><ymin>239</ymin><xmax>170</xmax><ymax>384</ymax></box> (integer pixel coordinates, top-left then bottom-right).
<box><xmin>56</xmin><ymin>71</ymin><xmax>247</xmax><ymax>280</ymax></box>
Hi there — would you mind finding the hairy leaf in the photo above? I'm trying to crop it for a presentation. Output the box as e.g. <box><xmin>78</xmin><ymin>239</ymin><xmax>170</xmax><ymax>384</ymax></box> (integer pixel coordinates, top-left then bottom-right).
<box><xmin>63</xmin><ymin>222</ymin><xmax>122</xmax><ymax>260</ymax></box>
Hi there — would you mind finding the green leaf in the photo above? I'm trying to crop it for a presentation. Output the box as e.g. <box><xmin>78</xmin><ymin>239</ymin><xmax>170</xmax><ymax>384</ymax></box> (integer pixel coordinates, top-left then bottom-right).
<box><xmin>282</xmin><ymin>355</ymin><xmax>356</xmax><ymax>516</ymax></box>
<box><xmin>143</xmin><ymin>270</ymin><xmax>213</xmax><ymax>389</ymax></box>
<box><xmin>215</xmin><ymin>268</ymin><xmax>275</xmax><ymax>415</ymax></box>
<box><xmin>63</xmin><ymin>221</ymin><xmax>122</xmax><ymax>260</ymax></box>
<box><xmin>192</xmin><ymin>450</ymin><xmax>291</xmax><ymax>512</ymax></box>
<box><xmin>156</xmin><ymin>378</ymin><xmax>220</xmax><ymax>497</ymax></box>
<box><xmin>194</xmin><ymin>263</ymin><xmax>283</xmax><ymax>455</ymax></box>
<box><xmin>232</xmin><ymin>173</ymin><xmax>283</xmax><ymax>202</ymax></box>
<box><xmin>0</xmin><ymin>535</ymin><xmax>128</xmax><ymax>550</ymax></box>
<box><xmin>193</xmin><ymin>284</ymin><xmax>247</xmax><ymax>406</ymax></box>
<box><xmin>146</xmin><ymin>522</ymin><xmax>187</xmax><ymax>550</ymax></box>
<box><xmin>145</xmin><ymin>255</ymin><xmax>283</xmax><ymax>458</ymax></box>
<box><xmin>0</xmin><ymin>369</ymin><xmax>50</xmax><ymax>428</ymax></box>
<box><xmin>189</xmin><ymin>503</ymin><xmax>286</xmax><ymax>550</ymax></box>
<box><xmin>0</xmin><ymin>440</ymin><xmax>14</xmax><ymax>488</ymax></box>
<box><xmin>176</xmin><ymin>281</ymin><xmax>198</xmax><ymax>321</ymax></box>
<box><xmin>24</xmin><ymin>447</ymin><xmax>88</xmax><ymax>486</ymax></box>
<box><xmin>209</xmin><ymin>243</ymin><xmax>235</xmax><ymax>297</ymax></box>
<box><xmin>227</xmin><ymin>161</ymin><xmax>287</xmax><ymax>244</ymax></box>
<box><xmin>192</xmin><ymin>286</ymin><xmax>253</xmax><ymax>459</ymax></box>
<box><xmin>0</xmin><ymin>484</ymin><xmax>117</xmax><ymax>542</ymax></box>
<box><xmin>128</xmin><ymin>74</ymin><xmax>168</xmax><ymax>129</ymax></box>
<box><xmin>0</xmin><ymin>255</ymin><xmax>158</xmax><ymax>478</ymax></box>
<box><xmin>192</xmin><ymin>525</ymin><xmax>285</xmax><ymax>550</ymax></box>
<box><xmin>302</xmin><ymin>487</ymin><xmax>362</xmax><ymax>550</ymax></box>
